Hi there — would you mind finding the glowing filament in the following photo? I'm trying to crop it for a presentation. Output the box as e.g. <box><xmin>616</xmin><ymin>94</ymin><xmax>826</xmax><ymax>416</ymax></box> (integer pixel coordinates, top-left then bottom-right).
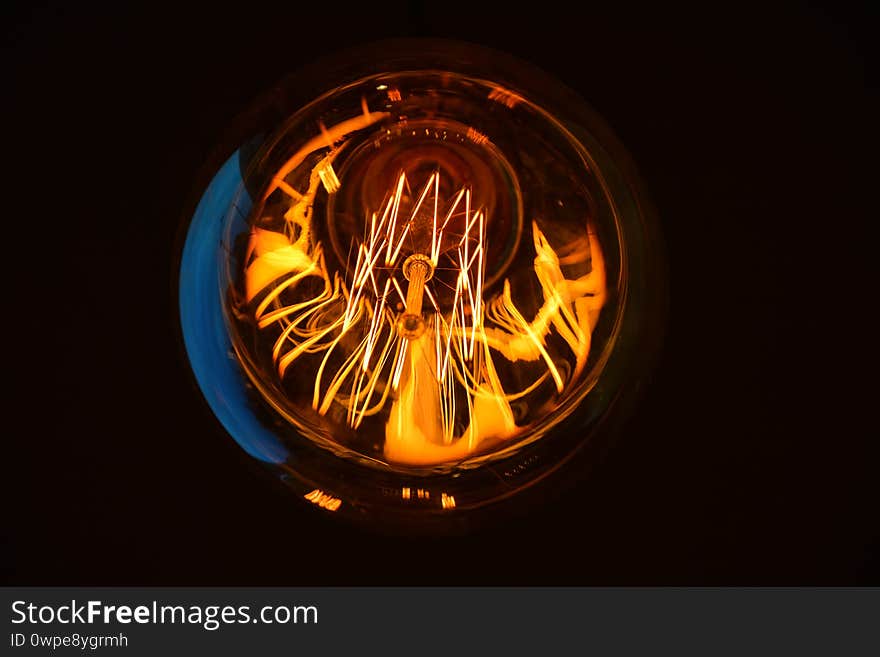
<box><xmin>242</xmin><ymin>113</ymin><xmax>606</xmax><ymax>466</ymax></box>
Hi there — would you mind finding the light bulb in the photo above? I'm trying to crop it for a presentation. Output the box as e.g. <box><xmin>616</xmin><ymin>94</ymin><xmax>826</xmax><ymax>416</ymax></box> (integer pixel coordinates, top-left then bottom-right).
<box><xmin>178</xmin><ymin>41</ymin><xmax>665</xmax><ymax>528</ymax></box>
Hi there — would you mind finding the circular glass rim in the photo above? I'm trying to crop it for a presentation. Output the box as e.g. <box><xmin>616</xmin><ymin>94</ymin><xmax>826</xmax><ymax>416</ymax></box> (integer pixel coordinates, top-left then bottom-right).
<box><xmin>176</xmin><ymin>39</ymin><xmax>667</xmax><ymax>522</ymax></box>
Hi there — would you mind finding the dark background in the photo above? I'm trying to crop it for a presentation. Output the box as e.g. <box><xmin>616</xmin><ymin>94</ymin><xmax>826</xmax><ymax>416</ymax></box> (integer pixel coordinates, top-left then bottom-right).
<box><xmin>4</xmin><ymin>1</ymin><xmax>875</xmax><ymax>584</ymax></box>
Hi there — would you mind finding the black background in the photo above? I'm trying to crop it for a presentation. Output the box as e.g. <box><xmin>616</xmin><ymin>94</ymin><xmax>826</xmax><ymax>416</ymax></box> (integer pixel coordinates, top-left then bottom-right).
<box><xmin>4</xmin><ymin>1</ymin><xmax>875</xmax><ymax>584</ymax></box>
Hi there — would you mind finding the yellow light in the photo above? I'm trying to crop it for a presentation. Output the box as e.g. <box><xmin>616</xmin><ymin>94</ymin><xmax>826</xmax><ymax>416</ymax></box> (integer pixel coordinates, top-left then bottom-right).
<box><xmin>303</xmin><ymin>489</ymin><xmax>342</xmax><ymax>512</ymax></box>
<box><xmin>244</xmin><ymin>147</ymin><xmax>605</xmax><ymax>466</ymax></box>
<box><xmin>227</xmin><ymin>65</ymin><xmax>619</xmax><ymax>478</ymax></box>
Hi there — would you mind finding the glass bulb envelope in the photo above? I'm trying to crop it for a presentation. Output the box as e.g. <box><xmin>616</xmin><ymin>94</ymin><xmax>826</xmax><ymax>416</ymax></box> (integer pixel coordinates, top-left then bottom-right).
<box><xmin>178</xmin><ymin>41</ymin><xmax>665</xmax><ymax>528</ymax></box>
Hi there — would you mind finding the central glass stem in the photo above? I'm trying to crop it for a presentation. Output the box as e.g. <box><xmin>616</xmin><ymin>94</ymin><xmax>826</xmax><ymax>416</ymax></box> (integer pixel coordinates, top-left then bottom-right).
<box><xmin>399</xmin><ymin>254</ymin><xmax>434</xmax><ymax>339</ymax></box>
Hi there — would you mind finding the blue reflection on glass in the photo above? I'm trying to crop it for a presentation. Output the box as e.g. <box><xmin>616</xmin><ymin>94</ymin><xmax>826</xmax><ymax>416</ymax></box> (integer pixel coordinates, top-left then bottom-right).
<box><xmin>179</xmin><ymin>151</ymin><xmax>289</xmax><ymax>464</ymax></box>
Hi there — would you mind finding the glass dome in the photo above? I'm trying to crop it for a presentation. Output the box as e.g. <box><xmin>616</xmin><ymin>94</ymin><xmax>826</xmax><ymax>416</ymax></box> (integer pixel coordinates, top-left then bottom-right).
<box><xmin>178</xmin><ymin>40</ymin><xmax>665</xmax><ymax>529</ymax></box>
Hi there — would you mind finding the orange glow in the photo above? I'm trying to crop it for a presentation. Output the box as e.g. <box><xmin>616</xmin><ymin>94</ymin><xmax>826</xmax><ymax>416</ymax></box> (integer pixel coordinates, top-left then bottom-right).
<box><xmin>304</xmin><ymin>489</ymin><xmax>342</xmax><ymax>511</ymax></box>
<box><xmin>488</xmin><ymin>86</ymin><xmax>524</xmax><ymax>108</ymax></box>
<box><xmin>243</xmin><ymin>107</ymin><xmax>606</xmax><ymax>467</ymax></box>
<box><xmin>263</xmin><ymin>108</ymin><xmax>389</xmax><ymax>201</ymax></box>
<box><xmin>466</xmin><ymin>126</ymin><xmax>489</xmax><ymax>145</ymax></box>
